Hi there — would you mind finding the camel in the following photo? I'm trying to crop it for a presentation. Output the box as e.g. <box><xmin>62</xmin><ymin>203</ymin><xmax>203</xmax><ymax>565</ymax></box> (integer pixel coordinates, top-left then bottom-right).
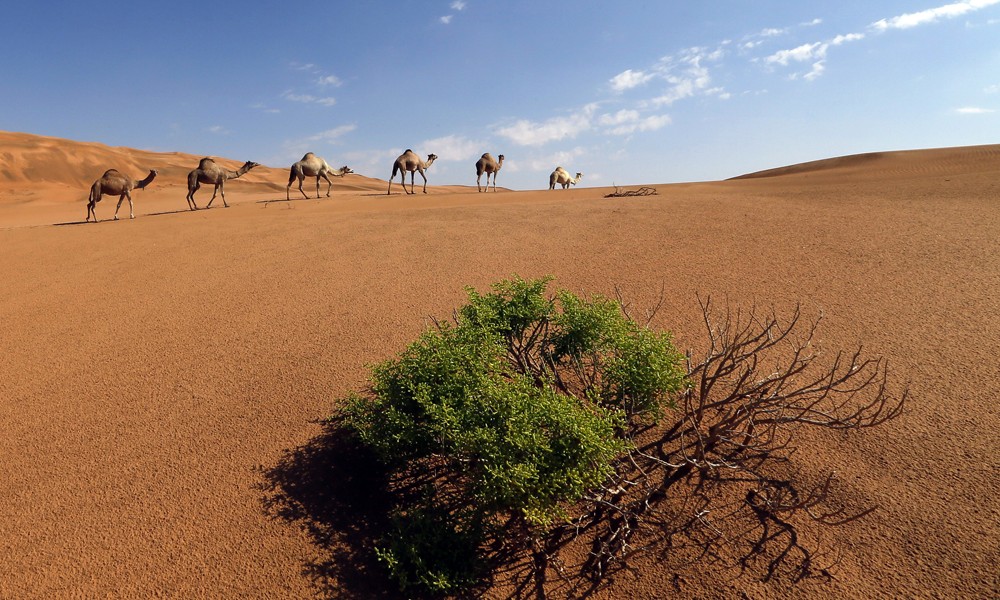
<box><xmin>85</xmin><ymin>169</ymin><xmax>157</xmax><ymax>222</ymax></box>
<box><xmin>185</xmin><ymin>158</ymin><xmax>259</xmax><ymax>210</ymax></box>
<box><xmin>549</xmin><ymin>167</ymin><xmax>583</xmax><ymax>190</ymax></box>
<box><xmin>287</xmin><ymin>153</ymin><xmax>354</xmax><ymax>200</ymax></box>
<box><xmin>475</xmin><ymin>153</ymin><xmax>504</xmax><ymax>192</ymax></box>
<box><xmin>387</xmin><ymin>149</ymin><xmax>438</xmax><ymax>195</ymax></box>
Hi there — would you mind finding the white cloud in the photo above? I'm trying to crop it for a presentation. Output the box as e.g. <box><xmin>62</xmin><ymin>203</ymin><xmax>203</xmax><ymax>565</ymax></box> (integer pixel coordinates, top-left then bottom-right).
<box><xmin>250</xmin><ymin>103</ymin><xmax>281</xmax><ymax>114</ymax></box>
<box><xmin>764</xmin><ymin>31</ymin><xmax>863</xmax><ymax>79</ymax></box>
<box><xmin>307</xmin><ymin>125</ymin><xmax>357</xmax><ymax>142</ymax></box>
<box><xmin>282</xmin><ymin>91</ymin><xmax>337</xmax><ymax>107</ymax></box>
<box><xmin>440</xmin><ymin>15</ymin><xmax>453</xmax><ymax>24</ymax></box>
<box><xmin>275</xmin><ymin>125</ymin><xmax>357</xmax><ymax>165</ymax></box>
<box><xmin>871</xmin><ymin>0</ymin><xmax>1000</xmax><ymax>31</ymax></box>
<box><xmin>832</xmin><ymin>32</ymin><xmax>865</xmax><ymax>45</ymax></box>
<box><xmin>598</xmin><ymin>109</ymin><xmax>640</xmax><ymax>126</ymax></box>
<box><xmin>496</xmin><ymin>104</ymin><xmax>599</xmax><ymax>146</ymax></box>
<box><xmin>955</xmin><ymin>106</ymin><xmax>996</xmax><ymax>113</ymax></box>
<box><xmin>803</xmin><ymin>61</ymin><xmax>826</xmax><ymax>81</ymax></box>
<box><xmin>207</xmin><ymin>125</ymin><xmax>229</xmax><ymax>135</ymax></box>
<box><xmin>610</xmin><ymin>69</ymin><xmax>655</xmax><ymax>92</ymax></box>
<box><xmin>596</xmin><ymin>110</ymin><xmax>671</xmax><ymax>135</ymax></box>
<box><xmin>608</xmin><ymin>114</ymin><xmax>672</xmax><ymax>136</ymax></box>
<box><xmin>986</xmin><ymin>84</ymin><xmax>1000</xmax><ymax>94</ymax></box>
<box><xmin>451</xmin><ymin>1</ymin><xmax>466</xmax><ymax>10</ymax></box>
<box><xmin>525</xmin><ymin>147</ymin><xmax>587</xmax><ymax>172</ymax></box>
<box><xmin>646</xmin><ymin>47</ymin><xmax>720</xmax><ymax>106</ymax></box>
<box><xmin>418</xmin><ymin>134</ymin><xmax>483</xmax><ymax>161</ymax></box>
<box><xmin>317</xmin><ymin>75</ymin><xmax>342</xmax><ymax>87</ymax></box>
<box><xmin>766</xmin><ymin>41</ymin><xmax>827</xmax><ymax>66</ymax></box>
<box><xmin>803</xmin><ymin>18</ymin><xmax>823</xmax><ymax>27</ymax></box>
<box><xmin>760</xmin><ymin>27</ymin><xmax>786</xmax><ymax>37</ymax></box>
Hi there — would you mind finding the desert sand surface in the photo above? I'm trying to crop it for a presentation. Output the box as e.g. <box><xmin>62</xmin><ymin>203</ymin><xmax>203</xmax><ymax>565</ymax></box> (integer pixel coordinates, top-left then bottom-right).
<box><xmin>0</xmin><ymin>131</ymin><xmax>997</xmax><ymax>598</ymax></box>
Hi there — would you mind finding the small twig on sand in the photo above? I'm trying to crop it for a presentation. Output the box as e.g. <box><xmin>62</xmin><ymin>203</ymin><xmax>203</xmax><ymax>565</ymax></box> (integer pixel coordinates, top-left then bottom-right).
<box><xmin>604</xmin><ymin>186</ymin><xmax>658</xmax><ymax>198</ymax></box>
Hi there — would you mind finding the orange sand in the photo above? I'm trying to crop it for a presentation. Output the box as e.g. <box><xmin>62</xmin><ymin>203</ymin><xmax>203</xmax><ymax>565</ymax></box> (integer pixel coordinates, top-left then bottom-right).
<box><xmin>1</xmin><ymin>131</ymin><xmax>997</xmax><ymax>598</ymax></box>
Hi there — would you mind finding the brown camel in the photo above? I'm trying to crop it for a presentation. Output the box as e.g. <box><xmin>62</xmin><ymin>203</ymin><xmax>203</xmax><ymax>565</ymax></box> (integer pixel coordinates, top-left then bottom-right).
<box><xmin>287</xmin><ymin>153</ymin><xmax>353</xmax><ymax>200</ymax></box>
<box><xmin>549</xmin><ymin>167</ymin><xmax>583</xmax><ymax>190</ymax></box>
<box><xmin>387</xmin><ymin>149</ymin><xmax>438</xmax><ymax>195</ymax></box>
<box><xmin>85</xmin><ymin>169</ymin><xmax>157</xmax><ymax>222</ymax></box>
<box><xmin>185</xmin><ymin>158</ymin><xmax>259</xmax><ymax>210</ymax></box>
<box><xmin>475</xmin><ymin>153</ymin><xmax>504</xmax><ymax>192</ymax></box>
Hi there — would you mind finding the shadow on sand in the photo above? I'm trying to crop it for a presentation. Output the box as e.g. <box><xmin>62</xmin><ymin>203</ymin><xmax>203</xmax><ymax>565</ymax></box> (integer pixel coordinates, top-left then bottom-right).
<box><xmin>259</xmin><ymin>418</ymin><xmax>399</xmax><ymax>599</ymax></box>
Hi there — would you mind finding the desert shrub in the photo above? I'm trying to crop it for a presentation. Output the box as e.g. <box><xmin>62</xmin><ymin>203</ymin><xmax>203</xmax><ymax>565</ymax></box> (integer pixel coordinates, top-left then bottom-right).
<box><xmin>340</xmin><ymin>279</ymin><xmax>906</xmax><ymax>596</ymax></box>
<box><xmin>343</xmin><ymin>276</ymin><xmax>686</xmax><ymax>593</ymax></box>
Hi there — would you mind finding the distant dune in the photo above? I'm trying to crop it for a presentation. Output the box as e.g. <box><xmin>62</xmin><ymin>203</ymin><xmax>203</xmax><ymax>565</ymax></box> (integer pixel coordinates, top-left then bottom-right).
<box><xmin>1</xmin><ymin>130</ymin><xmax>998</xmax><ymax>599</ymax></box>
<box><xmin>730</xmin><ymin>143</ymin><xmax>1000</xmax><ymax>180</ymax></box>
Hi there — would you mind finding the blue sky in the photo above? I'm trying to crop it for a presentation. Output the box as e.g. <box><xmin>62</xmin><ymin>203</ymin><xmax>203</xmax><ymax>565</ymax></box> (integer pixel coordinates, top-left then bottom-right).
<box><xmin>1</xmin><ymin>1</ymin><xmax>998</xmax><ymax>190</ymax></box>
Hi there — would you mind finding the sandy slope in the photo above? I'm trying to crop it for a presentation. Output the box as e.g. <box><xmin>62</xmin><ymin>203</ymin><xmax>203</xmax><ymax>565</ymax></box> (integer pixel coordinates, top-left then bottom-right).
<box><xmin>0</xmin><ymin>132</ymin><xmax>998</xmax><ymax>598</ymax></box>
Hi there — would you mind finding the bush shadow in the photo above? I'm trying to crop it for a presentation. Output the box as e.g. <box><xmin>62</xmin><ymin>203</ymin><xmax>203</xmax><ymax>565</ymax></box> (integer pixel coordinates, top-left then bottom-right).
<box><xmin>259</xmin><ymin>417</ymin><xmax>398</xmax><ymax>599</ymax></box>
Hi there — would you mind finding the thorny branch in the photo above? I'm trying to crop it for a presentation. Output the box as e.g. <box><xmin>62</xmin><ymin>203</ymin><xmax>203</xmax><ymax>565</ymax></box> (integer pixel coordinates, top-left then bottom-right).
<box><xmin>525</xmin><ymin>295</ymin><xmax>908</xmax><ymax>589</ymax></box>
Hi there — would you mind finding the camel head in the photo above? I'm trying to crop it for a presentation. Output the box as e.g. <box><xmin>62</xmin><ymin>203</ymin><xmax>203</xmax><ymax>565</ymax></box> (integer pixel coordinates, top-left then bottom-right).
<box><xmin>137</xmin><ymin>169</ymin><xmax>158</xmax><ymax>189</ymax></box>
<box><xmin>339</xmin><ymin>166</ymin><xmax>354</xmax><ymax>175</ymax></box>
<box><xmin>426</xmin><ymin>154</ymin><xmax>438</xmax><ymax>165</ymax></box>
<box><xmin>497</xmin><ymin>154</ymin><xmax>505</xmax><ymax>164</ymax></box>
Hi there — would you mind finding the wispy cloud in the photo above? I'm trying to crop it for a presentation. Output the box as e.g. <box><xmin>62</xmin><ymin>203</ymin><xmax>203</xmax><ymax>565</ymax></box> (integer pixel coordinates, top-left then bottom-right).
<box><xmin>440</xmin><ymin>1</ymin><xmax>466</xmax><ymax>24</ymax></box>
<box><xmin>250</xmin><ymin>102</ymin><xmax>281</xmax><ymax>114</ymax></box>
<box><xmin>317</xmin><ymin>75</ymin><xmax>343</xmax><ymax>87</ymax></box>
<box><xmin>610</xmin><ymin>69</ymin><xmax>656</xmax><ymax>92</ymax></box>
<box><xmin>955</xmin><ymin>106</ymin><xmax>996</xmax><ymax>114</ymax></box>
<box><xmin>496</xmin><ymin>104</ymin><xmax>599</xmax><ymax>146</ymax></box>
<box><xmin>417</xmin><ymin>134</ymin><xmax>483</xmax><ymax>161</ymax></box>
<box><xmin>307</xmin><ymin>125</ymin><xmax>357</xmax><ymax>142</ymax></box>
<box><xmin>207</xmin><ymin>125</ymin><xmax>229</xmax><ymax>135</ymax></box>
<box><xmin>524</xmin><ymin>147</ymin><xmax>587</xmax><ymax>172</ymax></box>
<box><xmin>871</xmin><ymin>0</ymin><xmax>1000</xmax><ymax>30</ymax></box>
<box><xmin>764</xmin><ymin>31</ymin><xmax>864</xmax><ymax>79</ymax></box>
<box><xmin>275</xmin><ymin>125</ymin><xmax>358</xmax><ymax>165</ymax></box>
<box><xmin>986</xmin><ymin>84</ymin><xmax>1000</xmax><ymax>94</ymax></box>
<box><xmin>599</xmin><ymin>110</ymin><xmax>672</xmax><ymax>135</ymax></box>
<box><xmin>282</xmin><ymin>91</ymin><xmax>337</xmax><ymax>107</ymax></box>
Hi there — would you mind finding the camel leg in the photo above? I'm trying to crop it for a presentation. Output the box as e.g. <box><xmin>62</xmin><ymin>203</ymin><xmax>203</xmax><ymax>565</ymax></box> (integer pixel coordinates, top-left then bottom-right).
<box><xmin>206</xmin><ymin>184</ymin><xmax>220</xmax><ymax>208</ymax></box>
<box><xmin>321</xmin><ymin>174</ymin><xmax>333</xmax><ymax>197</ymax></box>
<box><xmin>387</xmin><ymin>166</ymin><xmax>398</xmax><ymax>195</ymax></box>
<box><xmin>115</xmin><ymin>192</ymin><xmax>135</xmax><ymax>221</ymax></box>
<box><xmin>407</xmin><ymin>171</ymin><xmax>415</xmax><ymax>195</ymax></box>
<box><xmin>86</xmin><ymin>201</ymin><xmax>95</xmax><ymax>222</ymax></box>
<box><xmin>420</xmin><ymin>169</ymin><xmax>428</xmax><ymax>194</ymax></box>
<box><xmin>477</xmin><ymin>173</ymin><xmax>483</xmax><ymax>192</ymax></box>
<box><xmin>298</xmin><ymin>176</ymin><xmax>309</xmax><ymax>199</ymax></box>
<box><xmin>187</xmin><ymin>183</ymin><xmax>200</xmax><ymax>210</ymax></box>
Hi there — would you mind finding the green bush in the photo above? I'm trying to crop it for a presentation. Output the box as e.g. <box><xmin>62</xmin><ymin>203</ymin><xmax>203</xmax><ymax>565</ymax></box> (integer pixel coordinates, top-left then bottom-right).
<box><xmin>342</xmin><ymin>276</ymin><xmax>688</xmax><ymax>594</ymax></box>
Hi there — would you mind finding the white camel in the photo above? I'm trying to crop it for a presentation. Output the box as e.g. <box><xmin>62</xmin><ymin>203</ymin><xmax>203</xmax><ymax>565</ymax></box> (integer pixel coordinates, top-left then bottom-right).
<box><xmin>475</xmin><ymin>153</ymin><xmax>504</xmax><ymax>192</ymax></box>
<box><xmin>287</xmin><ymin>153</ymin><xmax>353</xmax><ymax>200</ymax></box>
<box><xmin>387</xmin><ymin>149</ymin><xmax>438</xmax><ymax>195</ymax></box>
<box><xmin>549</xmin><ymin>167</ymin><xmax>583</xmax><ymax>190</ymax></box>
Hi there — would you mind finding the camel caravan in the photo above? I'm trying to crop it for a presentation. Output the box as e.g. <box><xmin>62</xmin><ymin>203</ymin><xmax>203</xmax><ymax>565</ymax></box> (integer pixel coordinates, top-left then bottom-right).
<box><xmin>83</xmin><ymin>149</ymin><xmax>584</xmax><ymax>221</ymax></box>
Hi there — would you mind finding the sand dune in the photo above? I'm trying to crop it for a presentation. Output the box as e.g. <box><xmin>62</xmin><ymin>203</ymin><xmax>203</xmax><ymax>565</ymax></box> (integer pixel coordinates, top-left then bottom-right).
<box><xmin>1</xmin><ymin>131</ymin><xmax>998</xmax><ymax>598</ymax></box>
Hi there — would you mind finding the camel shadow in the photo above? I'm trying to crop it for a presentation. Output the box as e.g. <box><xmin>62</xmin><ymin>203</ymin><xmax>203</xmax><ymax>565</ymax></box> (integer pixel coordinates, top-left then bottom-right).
<box><xmin>259</xmin><ymin>418</ymin><xmax>399</xmax><ymax>599</ymax></box>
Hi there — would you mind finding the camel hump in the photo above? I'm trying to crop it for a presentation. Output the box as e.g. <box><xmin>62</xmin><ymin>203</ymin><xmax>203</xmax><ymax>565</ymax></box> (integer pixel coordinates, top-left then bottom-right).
<box><xmin>198</xmin><ymin>157</ymin><xmax>216</xmax><ymax>169</ymax></box>
<box><xmin>301</xmin><ymin>152</ymin><xmax>316</xmax><ymax>160</ymax></box>
<box><xmin>481</xmin><ymin>153</ymin><xmax>492</xmax><ymax>159</ymax></box>
<box><xmin>101</xmin><ymin>169</ymin><xmax>121</xmax><ymax>177</ymax></box>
